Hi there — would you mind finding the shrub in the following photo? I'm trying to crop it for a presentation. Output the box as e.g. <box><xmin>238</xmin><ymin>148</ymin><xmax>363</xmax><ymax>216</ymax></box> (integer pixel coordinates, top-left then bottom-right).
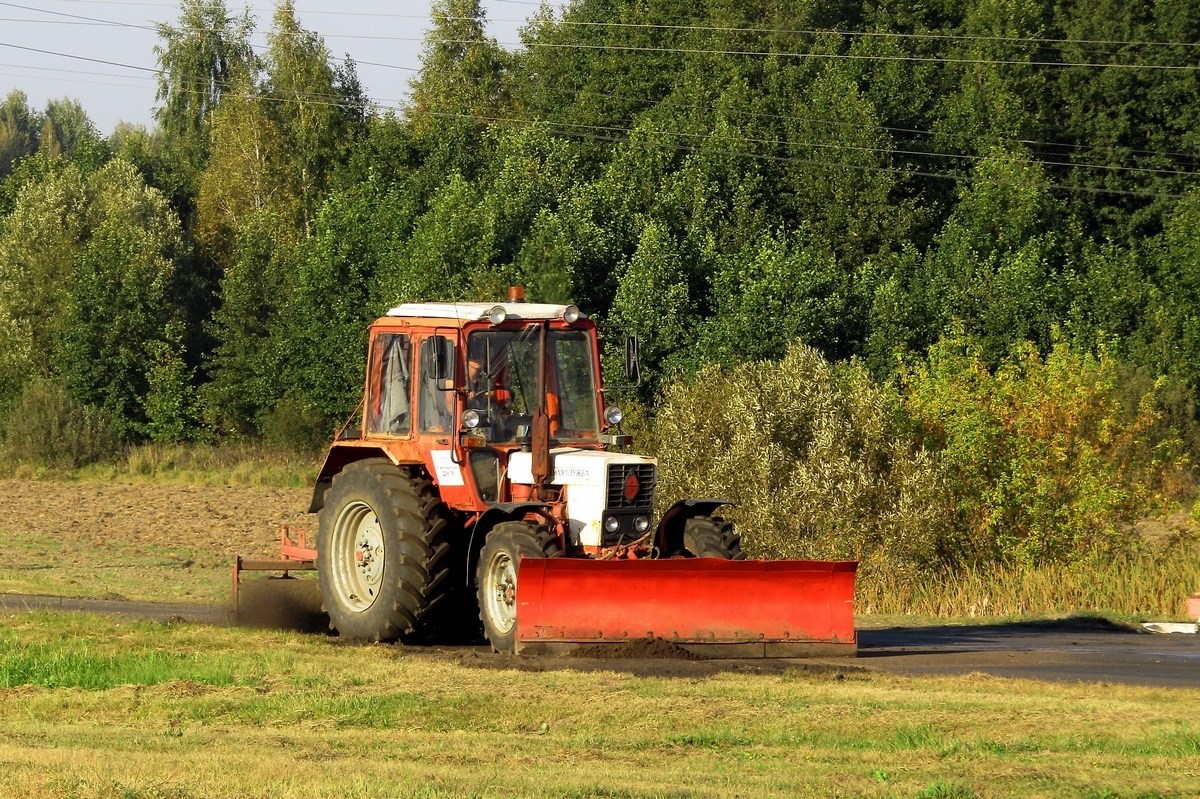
<box><xmin>0</xmin><ymin>377</ymin><xmax>120</xmax><ymax>468</ymax></box>
<box><xmin>259</xmin><ymin>393</ymin><xmax>334</xmax><ymax>455</ymax></box>
<box><xmin>900</xmin><ymin>333</ymin><xmax>1196</xmax><ymax>566</ymax></box>
<box><xmin>143</xmin><ymin>324</ymin><xmax>203</xmax><ymax>444</ymax></box>
<box><xmin>646</xmin><ymin>340</ymin><xmax>951</xmax><ymax>580</ymax></box>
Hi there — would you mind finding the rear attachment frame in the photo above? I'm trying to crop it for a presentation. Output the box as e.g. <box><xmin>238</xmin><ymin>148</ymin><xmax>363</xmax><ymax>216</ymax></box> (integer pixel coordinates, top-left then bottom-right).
<box><xmin>232</xmin><ymin>526</ymin><xmax>318</xmax><ymax>616</ymax></box>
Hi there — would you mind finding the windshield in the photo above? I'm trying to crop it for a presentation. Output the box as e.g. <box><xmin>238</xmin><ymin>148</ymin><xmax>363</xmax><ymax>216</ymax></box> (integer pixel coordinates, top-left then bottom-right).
<box><xmin>466</xmin><ymin>325</ymin><xmax>600</xmax><ymax>444</ymax></box>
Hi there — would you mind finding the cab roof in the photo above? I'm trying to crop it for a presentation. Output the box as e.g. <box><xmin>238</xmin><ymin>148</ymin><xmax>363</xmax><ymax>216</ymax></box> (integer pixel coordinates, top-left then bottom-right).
<box><xmin>384</xmin><ymin>301</ymin><xmax>585</xmax><ymax>322</ymax></box>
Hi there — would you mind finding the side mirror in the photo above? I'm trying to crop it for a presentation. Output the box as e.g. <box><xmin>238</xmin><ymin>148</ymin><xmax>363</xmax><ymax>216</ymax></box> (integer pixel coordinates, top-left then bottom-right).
<box><xmin>624</xmin><ymin>336</ymin><xmax>642</xmax><ymax>385</ymax></box>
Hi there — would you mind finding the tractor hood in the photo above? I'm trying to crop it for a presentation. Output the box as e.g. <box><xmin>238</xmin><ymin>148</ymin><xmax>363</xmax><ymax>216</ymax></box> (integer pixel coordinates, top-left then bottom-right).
<box><xmin>507</xmin><ymin>448</ymin><xmax>657</xmax><ymax>548</ymax></box>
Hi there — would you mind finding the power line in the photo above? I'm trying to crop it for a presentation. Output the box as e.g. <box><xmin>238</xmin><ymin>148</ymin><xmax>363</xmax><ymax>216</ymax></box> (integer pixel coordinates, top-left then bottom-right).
<box><xmin>46</xmin><ymin>0</ymin><xmax>1200</xmax><ymax>51</ymax></box>
<box><xmin>4</xmin><ymin>4</ymin><xmax>1196</xmax><ymax>189</ymax></box>
<box><xmin>3</xmin><ymin>33</ymin><xmax>1196</xmax><ymax>188</ymax></box>
<box><xmin>419</xmin><ymin>109</ymin><xmax>1195</xmax><ymax>201</ymax></box>
<box><xmin>531</xmin><ymin>15</ymin><xmax>1200</xmax><ymax>51</ymax></box>
<box><xmin>14</xmin><ymin>3</ymin><xmax>1200</xmax><ymax>71</ymax></box>
<box><xmin>0</xmin><ymin>39</ymin><xmax>158</xmax><ymax>73</ymax></box>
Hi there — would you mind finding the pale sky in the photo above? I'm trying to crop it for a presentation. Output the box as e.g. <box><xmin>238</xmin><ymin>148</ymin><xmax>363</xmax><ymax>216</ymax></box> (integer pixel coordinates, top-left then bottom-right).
<box><xmin>1</xmin><ymin>0</ymin><xmax>560</xmax><ymax>135</ymax></box>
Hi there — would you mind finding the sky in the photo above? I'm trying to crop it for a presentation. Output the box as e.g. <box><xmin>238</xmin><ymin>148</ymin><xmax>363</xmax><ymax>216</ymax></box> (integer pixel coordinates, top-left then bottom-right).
<box><xmin>1</xmin><ymin>0</ymin><xmax>560</xmax><ymax>134</ymax></box>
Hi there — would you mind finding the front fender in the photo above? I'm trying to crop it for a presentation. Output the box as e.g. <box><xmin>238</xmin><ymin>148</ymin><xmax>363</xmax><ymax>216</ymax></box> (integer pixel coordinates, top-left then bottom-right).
<box><xmin>655</xmin><ymin>498</ymin><xmax>733</xmax><ymax>556</ymax></box>
<box><xmin>464</xmin><ymin>502</ymin><xmax>554</xmax><ymax>586</ymax></box>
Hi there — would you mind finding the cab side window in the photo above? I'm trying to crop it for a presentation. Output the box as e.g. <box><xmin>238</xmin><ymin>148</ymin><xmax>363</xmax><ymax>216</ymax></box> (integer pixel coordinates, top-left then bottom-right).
<box><xmin>367</xmin><ymin>333</ymin><xmax>411</xmax><ymax>436</ymax></box>
<box><xmin>418</xmin><ymin>336</ymin><xmax>455</xmax><ymax>433</ymax></box>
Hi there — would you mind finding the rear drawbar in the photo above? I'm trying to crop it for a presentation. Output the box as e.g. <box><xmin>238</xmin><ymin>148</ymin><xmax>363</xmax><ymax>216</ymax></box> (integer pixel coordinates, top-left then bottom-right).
<box><xmin>515</xmin><ymin>558</ymin><xmax>857</xmax><ymax>658</ymax></box>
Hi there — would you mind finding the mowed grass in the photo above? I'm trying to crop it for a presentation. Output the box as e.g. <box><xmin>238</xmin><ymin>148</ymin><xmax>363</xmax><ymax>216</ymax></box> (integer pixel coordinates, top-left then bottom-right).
<box><xmin>2</xmin><ymin>613</ymin><xmax>1198</xmax><ymax>799</ymax></box>
<box><xmin>0</xmin><ymin>526</ymin><xmax>230</xmax><ymax>605</ymax></box>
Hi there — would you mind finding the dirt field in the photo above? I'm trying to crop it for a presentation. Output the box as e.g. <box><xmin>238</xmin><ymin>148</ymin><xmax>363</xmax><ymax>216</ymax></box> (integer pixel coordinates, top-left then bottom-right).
<box><xmin>0</xmin><ymin>478</ymin><xmax>316</xmax><ymax>605</ymax></box>
<box><xmin>4</xmin><ymin>477</ymin><xmax>1198</xmax><ymax>686</ymax></box>
<box><xmin>0</xmin><ymin>478</ymin><xmax>314</xmax><ymax>560</ymax></box>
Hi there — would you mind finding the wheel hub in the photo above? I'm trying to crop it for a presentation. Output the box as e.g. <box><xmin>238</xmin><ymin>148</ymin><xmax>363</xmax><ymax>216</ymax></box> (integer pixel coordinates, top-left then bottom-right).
<box><xmin>331</xmin><ymin>501</ymin><xmax>387</xmax><ymax>613</ymax></box>
<box><xmin>485</xmin><ymin>552</ymin><xmax>518</xmax><ymax>633</ymax></box>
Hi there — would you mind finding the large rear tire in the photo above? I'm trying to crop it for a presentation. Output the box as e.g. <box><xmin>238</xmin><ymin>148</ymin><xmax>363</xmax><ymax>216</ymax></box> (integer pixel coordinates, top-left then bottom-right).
<box><xmin>682</xmin><ymin>515</ymin><xmax>746</xmax><ymax>559</ymax></box>
<box><xmin>317</xmin><ymin>459</ymin><xmax>453</xmax><ymax>642</ymax></box>
<box><xmin>476</xmin><ymin>521</ymin><xmax>561</xmax><ymax>653</ymax></box>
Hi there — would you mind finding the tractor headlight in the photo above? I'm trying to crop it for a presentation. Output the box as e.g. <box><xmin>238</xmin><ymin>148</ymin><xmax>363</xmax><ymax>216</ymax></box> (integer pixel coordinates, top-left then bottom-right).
<box><xmin>487</xmin><ymin>305</ymin><xmax>508</xmax><ymax>325</ymax></box>
<box><xmin>604</xmin><ymin>516</ymin><xmax>620</xmax><ymax>534</ymax></box>
<box><xmin>604</xmin><ymin>405</ymin><xmax>624</xmax><ymax>426</ymax></box>
<box><xmin>462</xmin><ymin>409</ymin><xmax>482</xmax><ymax>429</ymax></box>
<box><xmin>562</xmin><ymin>305</ymin><xmax>581</xmax><ymax>323</ymax></box>
<box><xmin>634</xmin><ymin>515</ymin><xmax>651</xmax><ymax>533</ymax></box>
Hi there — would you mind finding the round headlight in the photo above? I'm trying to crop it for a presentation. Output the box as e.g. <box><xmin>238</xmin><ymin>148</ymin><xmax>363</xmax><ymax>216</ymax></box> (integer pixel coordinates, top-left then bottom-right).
<box><xmin>462</xmin><ymin>409</ymin><xmax>482</xmax><ymax>429</ymax></box>
<box><xmin>634</xmin><ymin>515</ymin><xmax>651</xmax><ymax>533</ymax></box>
<box><xmin>562</xmin><ymin>305</ymin><xmax>581</xmax><ymax>323</ymax></box>
<box><xmin>604</xmin><ymin>405</ymin><xmax>624</xmax><ymax>426</ymax></box>
<box><xmin>603</xmin><ymin>516</ymin><xmax>620</xmax><ymax>533</ymax></box>
<box><xmin>487</xmin><ymin>305</ymin><xmax>508</xmax><ymax>325</ymax></box>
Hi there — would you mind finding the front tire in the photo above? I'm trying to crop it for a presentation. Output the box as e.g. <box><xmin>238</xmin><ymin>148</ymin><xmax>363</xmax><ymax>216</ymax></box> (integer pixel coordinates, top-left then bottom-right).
<box><xmin>476</xmin><ymin>521</ymin><xmax>561</xmax><ymax>653</ymax></box>
<box><xmin>317</xmin><ymin>459</ymin><xmax>452</xmax><ymax>642</ymax></box>
<box><xmin>682</xmin><ymin>515</ymin><xmax>746</xmax><ymax>559</ymax></box>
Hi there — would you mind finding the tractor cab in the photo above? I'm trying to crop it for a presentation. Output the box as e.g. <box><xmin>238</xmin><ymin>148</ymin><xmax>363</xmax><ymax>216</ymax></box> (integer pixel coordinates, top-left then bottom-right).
<box><xmin>315</xmin><ymin>289</ymin><xmax>632</xmax><ymax>528</ymax></box>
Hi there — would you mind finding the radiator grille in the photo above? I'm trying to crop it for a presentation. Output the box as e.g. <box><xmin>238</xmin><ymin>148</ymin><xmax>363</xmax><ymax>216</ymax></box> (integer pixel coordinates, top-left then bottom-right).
<box><xmin>606</xmin><ymin>463</ymin><xmax>656</xmax><ymax>511</ymax></box>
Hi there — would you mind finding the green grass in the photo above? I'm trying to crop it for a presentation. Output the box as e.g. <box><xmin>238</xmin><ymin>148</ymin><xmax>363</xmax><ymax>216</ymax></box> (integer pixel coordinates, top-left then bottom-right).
<box><xmin>74</xmin><ymin>442</ymin><xmax>319</xmax><ymax>488</ymax></box>
<box><xmin>0</xmin><ymin>526</ymin><xmax>229</xmax><ymax>604</ymax></box>
<box><xmin>1</xmin><ymin>613</ymin><xmax>1198</xmax><ymax>798</ymax></box>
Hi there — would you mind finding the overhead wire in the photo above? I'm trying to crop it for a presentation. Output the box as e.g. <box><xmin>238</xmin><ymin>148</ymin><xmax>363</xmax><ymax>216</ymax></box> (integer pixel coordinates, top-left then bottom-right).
<box><xmin>8</xmin><ymin>2</ymin><xmax>1200</xmax><ymax>70</ymax></box>
<box><xmin>1</xmin><ymin>2</ymin><xmax>1196</xmax><ymax>198</ymax></box>
<box><xmin>1</xmin><ymin>35</ymin><xmax>1195</xmax><ymax>195</ymax></box>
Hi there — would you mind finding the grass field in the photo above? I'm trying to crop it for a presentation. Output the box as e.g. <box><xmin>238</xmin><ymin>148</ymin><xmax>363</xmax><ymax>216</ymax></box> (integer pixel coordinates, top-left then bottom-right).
<box><xmin>2</xmin><ymin>612</ymin><xmax>1199</xmax><ymax>799</ymax></box>
<box><xmin>2</xmin><ymin>468</ymin><xmax>1199</xmax><ymax>797</ymax></box>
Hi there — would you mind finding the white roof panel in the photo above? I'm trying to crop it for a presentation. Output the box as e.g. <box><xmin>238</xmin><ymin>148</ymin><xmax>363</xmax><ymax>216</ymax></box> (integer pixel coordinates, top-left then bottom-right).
<box><xmin>384</xmin><ymin>301</ymin><xmax>584</xmax><ymax>321</ymax></box>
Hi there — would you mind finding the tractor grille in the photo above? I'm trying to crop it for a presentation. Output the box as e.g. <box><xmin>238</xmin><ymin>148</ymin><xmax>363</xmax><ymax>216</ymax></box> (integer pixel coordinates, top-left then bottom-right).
<box><xmin>606</xmin><ymin>463</ymin><xmax>656</xmax><ymax>511</ymax></box>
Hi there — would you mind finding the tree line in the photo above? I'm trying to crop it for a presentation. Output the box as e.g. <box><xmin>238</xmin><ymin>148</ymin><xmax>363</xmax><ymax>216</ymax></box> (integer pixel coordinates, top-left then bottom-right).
<box><xmin>1</xmin><ymin>0</ymin><xmax>1198</xmax><ymax>471</ymax></box>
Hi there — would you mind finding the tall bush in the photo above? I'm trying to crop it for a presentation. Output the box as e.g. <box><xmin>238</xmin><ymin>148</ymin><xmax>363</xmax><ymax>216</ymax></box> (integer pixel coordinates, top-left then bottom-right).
<box><xmin>0</xmin><ymin>378</ymin><xmax>119</xmax><ymax>468</ymax></box>
<box><xmin>900</xmin><ymin>334</ymin><xmax>1195</xmax><ymax>566</ymax></box>
<box><xmin>647</xmin><ymin>340</ymin><xmax>950</xmax><ymax>579</ymax></box>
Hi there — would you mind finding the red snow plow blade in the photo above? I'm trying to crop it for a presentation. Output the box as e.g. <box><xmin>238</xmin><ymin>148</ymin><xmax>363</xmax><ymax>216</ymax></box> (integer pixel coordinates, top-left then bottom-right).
<box><xmin>515</xmin><ymin>558</ymin><xmax>857</xmax><ymax>658</ymax></box>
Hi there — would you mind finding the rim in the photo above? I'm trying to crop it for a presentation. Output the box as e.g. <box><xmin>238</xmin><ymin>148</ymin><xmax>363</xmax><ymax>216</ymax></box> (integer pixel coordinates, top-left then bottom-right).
<box><xmin>482</xmin><ymin>548</ymin><xmax>518</xmax><ymax>635</ymax></box>
<box><xmin>329</xmin><ymin>500</ymin><xmax>385</xmax><ymax>613</ymax></box>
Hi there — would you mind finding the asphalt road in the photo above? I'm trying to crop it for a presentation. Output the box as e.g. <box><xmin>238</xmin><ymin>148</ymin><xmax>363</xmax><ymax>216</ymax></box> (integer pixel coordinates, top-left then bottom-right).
<box><xmin>856</xmin><ymin>619</ymin><xmax>1200</xmax><ymax>688</ymax></box>
<box><xmin>4</xmin><ymin>592</ymin><xmax>1198</xmax><ymax>688</ymax></box>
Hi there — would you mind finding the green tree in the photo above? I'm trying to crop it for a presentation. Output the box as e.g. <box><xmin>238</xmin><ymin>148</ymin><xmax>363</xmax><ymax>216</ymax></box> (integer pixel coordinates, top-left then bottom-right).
<box><xmin>263</xmin><ymin>0</ymin><xmax>366</xmax><ymax>232</ymax></box>
<box><xmin>1052</xmin><ymin>0</ymin><xmax>1200</xmax><ymax>237</ymax></box>
<box><xmin>606</xmin><ymin>221</ymin><xmax>694</xmax><ymax>398</ymax></box>
<box><xmin>1131</xmin><ymin>192</ymin><xmax>1200</xmax><ymax>390</ymax></box>
<box><xmin>0</xmin><ymin>162</ymin><xmax>87</xmax><ymax>402</ymax></box>
<box><xmin>39</xmin><ymin>98</ymin><xmax>98</xmax><ymax>158</ymax></box>
<box><xmin>701</xmin><ymin>230</ymin><xmax>849</xmax><ymax>368</ymax></box>
<box><xmin>153</xmin><ymin>0</ymin><xmax>256</xmax><ymax>209</ymax></box>
<box><xmin>0</xmin><ymin>90</ymin><xmax>39</xmax><ymax>179</ymax></box>
<box><xmin>408</xmin><ymin>0</ymin><xmax>510</xmax><ymax>132</ymax></box>
<box><xmin>0</xmin><ymin>159</ymin><xmax>182</xmax><ymax>437</ymax></box>
<box><xmin>921</xmin><ymin>146</ymin><xmax>1072</xmax><ymax>363</ymax></box>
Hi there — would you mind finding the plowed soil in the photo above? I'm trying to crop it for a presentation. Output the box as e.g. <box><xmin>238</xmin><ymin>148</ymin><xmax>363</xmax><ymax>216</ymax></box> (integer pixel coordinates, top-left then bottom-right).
<box><xmin>0</xmin><ymin>478</ymin><xmax>314</xmax><ymax>563</ymax></box>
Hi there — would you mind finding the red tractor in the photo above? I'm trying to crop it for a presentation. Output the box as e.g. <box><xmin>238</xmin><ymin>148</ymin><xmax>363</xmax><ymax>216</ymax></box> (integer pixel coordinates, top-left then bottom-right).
<box><xmin>238</xmin><ymin>288</ymin><xmax>856</xmax><ymax>656</ymax></box>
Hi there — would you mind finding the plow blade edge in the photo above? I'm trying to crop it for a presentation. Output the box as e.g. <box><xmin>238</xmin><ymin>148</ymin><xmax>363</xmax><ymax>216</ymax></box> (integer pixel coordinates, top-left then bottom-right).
<box><xmin>515</xmin><ymin>558</ymin><xmax>857</xmax><ymax>658</ymax></box>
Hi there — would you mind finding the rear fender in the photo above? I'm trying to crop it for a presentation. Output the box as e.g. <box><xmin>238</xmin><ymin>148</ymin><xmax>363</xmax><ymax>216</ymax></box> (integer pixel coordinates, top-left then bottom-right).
<box><xmin>308</xmin><ymin>445</ymin><xmax>395</xmax><ymax>513</ymax></box>
<box><xmin>655</xmin><ymin>498</ymin><xmax>733</xmax><ymax>556</ymax></box>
